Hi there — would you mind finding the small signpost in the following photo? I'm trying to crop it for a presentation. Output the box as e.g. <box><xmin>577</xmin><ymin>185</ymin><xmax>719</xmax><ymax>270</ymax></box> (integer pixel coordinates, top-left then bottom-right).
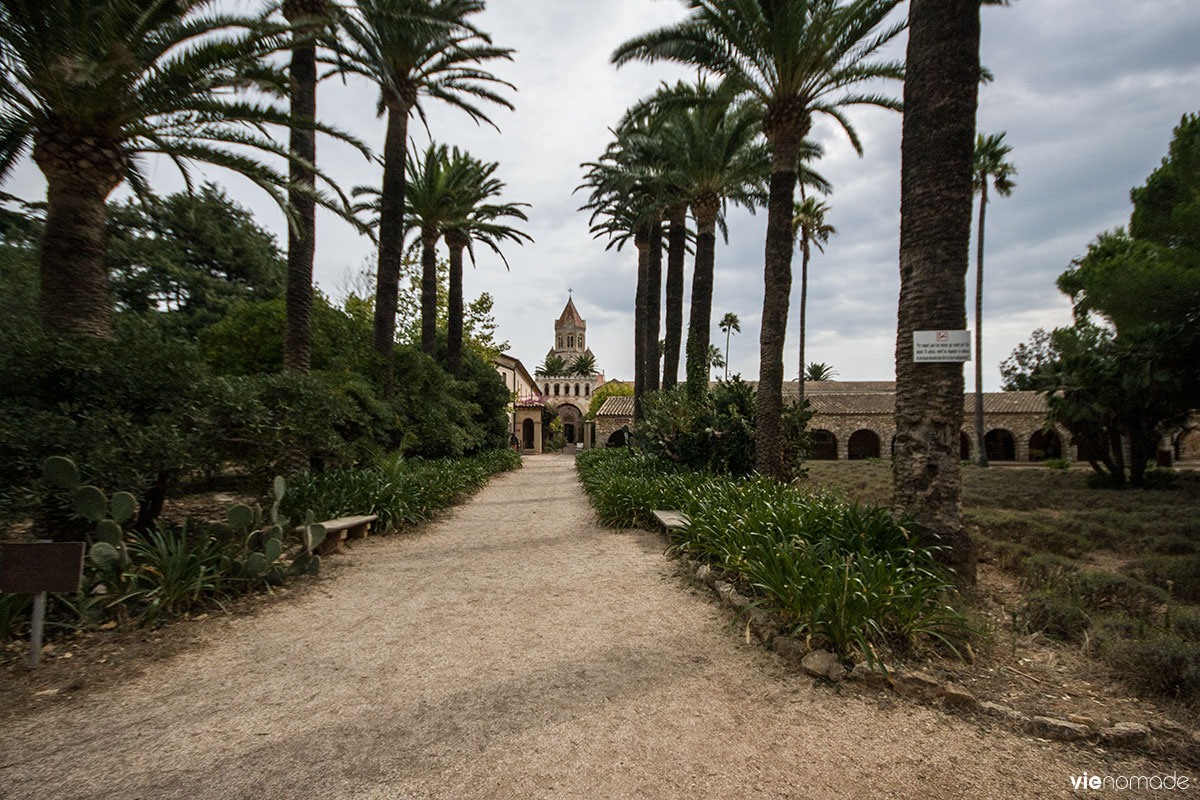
<box><xmin>913</xmin><ymin>330</ymin><xmax>971</xmax><ymax>363</ymax></box>
<box><xmin>0</xmin><ymin>542</ymin><xmax>86</xmax><ymax>668</ymax></box>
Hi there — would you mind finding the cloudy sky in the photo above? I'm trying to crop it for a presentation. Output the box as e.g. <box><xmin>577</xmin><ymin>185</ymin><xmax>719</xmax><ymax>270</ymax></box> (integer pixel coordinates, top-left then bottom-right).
<box><xmin>8</xmin><ymin>0</ymin><xmax>1200</xmax><ymax>389</ymax></box>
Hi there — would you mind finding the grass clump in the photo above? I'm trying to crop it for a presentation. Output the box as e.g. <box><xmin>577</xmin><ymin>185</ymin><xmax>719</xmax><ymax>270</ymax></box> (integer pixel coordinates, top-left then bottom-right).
<box><xmin>576</xmin><ymin>449</ymin><xmax>970</xmax><ymax>663</ymax></box>
<box><xmin>282</xmin><ymin>449</ymin><xmax>521</xmax><ymax>532</ymax></box>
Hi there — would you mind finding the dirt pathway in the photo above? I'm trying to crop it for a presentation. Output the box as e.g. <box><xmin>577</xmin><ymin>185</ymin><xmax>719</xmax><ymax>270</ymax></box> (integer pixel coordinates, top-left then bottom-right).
<box><xmin>0</xmin><ymin>456</ymin><xmax>1157</xmax><ymax>799</ymax></box>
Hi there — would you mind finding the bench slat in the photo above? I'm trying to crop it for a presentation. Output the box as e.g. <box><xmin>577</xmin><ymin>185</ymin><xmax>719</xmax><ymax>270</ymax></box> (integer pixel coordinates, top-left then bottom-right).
<box><xmin>652</xmin><ymin>510</ymin><xmax>689</xmax><ymax>531</ymax></box>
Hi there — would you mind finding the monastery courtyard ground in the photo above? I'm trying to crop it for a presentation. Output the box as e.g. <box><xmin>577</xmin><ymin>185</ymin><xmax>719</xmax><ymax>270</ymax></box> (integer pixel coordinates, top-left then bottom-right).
<box><xmin>1</xmin><ymin>456</ymin><xmax>1166</xmax><ymax>799</ymax></box>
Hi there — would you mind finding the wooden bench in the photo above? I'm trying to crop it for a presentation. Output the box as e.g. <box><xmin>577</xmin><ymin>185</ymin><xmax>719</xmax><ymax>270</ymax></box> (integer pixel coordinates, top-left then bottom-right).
<box><xmin>296</xmin><ymin>515</ymin><xmax>379</xmax><ymax>555</ymax></box>
<box><xmin>652</xmin><ymin>510</ymin><xmax>689</xmax><ymax>533</ymax></box>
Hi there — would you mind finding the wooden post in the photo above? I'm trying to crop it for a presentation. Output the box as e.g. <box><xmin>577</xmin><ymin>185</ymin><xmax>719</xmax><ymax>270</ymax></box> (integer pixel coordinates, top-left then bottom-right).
<box><xmin>28</xmin><ymin>591</ymin><xmax>46</xmax><ymax>669</ymax></box>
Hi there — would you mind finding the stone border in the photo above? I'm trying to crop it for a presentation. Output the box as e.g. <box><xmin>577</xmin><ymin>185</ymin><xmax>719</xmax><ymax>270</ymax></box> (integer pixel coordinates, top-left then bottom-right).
<box><xmin>680</xmin><ymin>557</ymin><xmax>1191</xmax><ymax>752</ymax></box>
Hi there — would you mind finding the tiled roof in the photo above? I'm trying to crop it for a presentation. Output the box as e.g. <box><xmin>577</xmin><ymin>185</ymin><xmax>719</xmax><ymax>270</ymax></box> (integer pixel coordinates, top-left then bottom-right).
<box><xmin>556</xmin><ymin>297</ymin><xmax>585</xmax><ymax>327</ymax></box>
<box><xmin>597</xmin><ymin>395</ymin><xmax>635</xmax><ymax>417</ymax></box>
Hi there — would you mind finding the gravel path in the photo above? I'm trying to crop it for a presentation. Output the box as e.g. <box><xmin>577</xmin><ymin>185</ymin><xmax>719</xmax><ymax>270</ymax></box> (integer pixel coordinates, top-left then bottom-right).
<box><xmin>1</xmin><ymin>455</ymin><xmax>1139</xmax><ymax>799</ymax></box>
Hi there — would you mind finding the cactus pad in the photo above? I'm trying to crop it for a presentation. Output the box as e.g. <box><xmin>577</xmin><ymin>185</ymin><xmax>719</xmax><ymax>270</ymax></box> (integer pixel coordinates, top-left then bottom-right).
<box><xmin>74</xmin><ymin>486</ymin><xmax>108</xmax><ymax>522</ymax></box>
<box><xmin>264</xmin><ymin>538</ymin><xmax>282</xmax><ymax>563</ymax></box>
<box><xmin>95</xmin><ymin>519</ymin><xmax>123</xmax><ymax>545</ymax></box>
<box><xmin>89</xmin><ymin>542</ymin><xmax>121</xmax><ymax>570</ymax></box>
<box><xmin>308</xmin><ymin>523</ymin><xmax>326</xmax><ymax>552</ymax></box>
<box><xmin>273</xmin><ymin>475</ymin><xmax>286</xmax><ymax>500</ymax></box>
<box><xmin>227</xmin><ymin>504</ymin><xmax>254</xmax><ymax>530</ymax></box>
<box><xmin>306</xmin><ymin>555</ymin><xmax>321</xmax><ymax>576</ymax></box>
<box><xmin>242</xmin><ymin>552</ymin><xmax>268</xmax><ymax>578</ymax></box>
<box><xmin>109</xmin><ymin>492</ymin><xmax>137</xmax><ymax>524</ymax></box>
<box><xmin>43</xmin><ymin>456</ymin><xmax>80</xmax><ymax>490</ymax></box>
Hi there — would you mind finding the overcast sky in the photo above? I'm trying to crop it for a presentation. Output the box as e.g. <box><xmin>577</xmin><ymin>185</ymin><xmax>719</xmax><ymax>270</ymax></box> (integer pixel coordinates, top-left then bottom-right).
<box><xmin>7</xmin><ymin>0</ymin><xmax>1200</xmax><ymax>389</ymax></box>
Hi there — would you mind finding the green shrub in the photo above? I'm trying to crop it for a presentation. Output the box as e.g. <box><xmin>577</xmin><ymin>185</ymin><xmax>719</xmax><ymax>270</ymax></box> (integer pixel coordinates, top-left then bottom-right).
<box><xmin>1044</xmin><ymin>458</ymin><xmax>1071</xmax><ymax>470</ymax></box>
<box><xmin>635</xmin><ymin>379</ymin><xmax>812</xmax><ymax>478</ymax></box>
<box><xmin>1102</xmin><ymin>635</ymin><xmax>1200</xmax><ymax>697</ymax></box>
<box><xmin>0</xmin><ymin>319</ymin><xmax>211</xmax><ymax>527</ymax></box>
<box><xmin>281</xmin><ymin>449</ymin><xmax>520</xmax><ymax>532</ymax></box>
<box><xmin>1065</xmin><ymin>570</ymin><xmax>1166</xmax><ymax>619</ymax></box>
<box><xmin>1134</xmin><ymin>555</ymin><xmax>1200</xmax><ymax>603</ymax></box>
<box><xmin>1021</xmin><ymin>553</ymin><xmax>1078</xmax><ymax>591</ymax></box>
<box><xmin>1021</xmin><ymin>592</ymin><xmax>1091</xmax><ymax>642</ymax></box>
<box><xmin>978</xmin><ymin>537</ymin><xmax>1033</xmax><ymax>570</ymax></box>
<box><xmin>576</xmin><ymin>449</ymin><xmax>969</xmax><ymax>661</ymax></box>
<box><xmin>1146</xmin><ymin>533</ymin><xmax>1198</xmax><ymax>555</ymax></box>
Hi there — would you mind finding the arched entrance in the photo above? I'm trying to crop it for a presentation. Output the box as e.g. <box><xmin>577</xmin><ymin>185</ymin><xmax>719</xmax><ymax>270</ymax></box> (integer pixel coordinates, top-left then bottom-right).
<box><xmin>810</xmin><ymin>430</ymin><xmax>837</xmax><ymax>460</ymax></box>
<box><xmin>607</xmin><ymin>429</ymin><xmax>627</xmax><ymax>447</ymax></box>
<box><xmin>1029</xmin><ymin>430</ymin><xmax>1062</xmax><ymax>461</ymax></box>
<box><xmin>522</xmin><ymin>418</ymin><xmax>535</xmax><ymax>450</ymax></box>
<box><xmin>985</xmin><ymin>429</ymin><xmax>1016</xmax><ymax>462</ymax></box>
<box><xmin>558</xmin><ymin>403</ymin><xmax>583</xmax><ymax>445</ymax></box>
<box><xmin>847</xmin><ymin>430</ymin><xmax>881</xmax><ymax>460</ymax></box>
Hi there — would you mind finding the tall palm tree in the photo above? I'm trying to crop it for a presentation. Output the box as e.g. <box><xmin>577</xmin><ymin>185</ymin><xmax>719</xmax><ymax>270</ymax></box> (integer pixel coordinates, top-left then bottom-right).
<box><xmin>719</xmin><ymin>312</ymin><xmax>740</xmax><ymax>379</ymax></box>
<box><xmin>894</xmin><ymin>0</ymin><xmax>981</xmax><ymax>585</ymax></box>
<box><xmin>537</xmin><ymin>355</ymin><xmax>566</xmax><ymax>377</ymax></box>
<box><xmin>971</xmin><ymin>132</ymin><xmax>1016</xmax><ymax>466</ymax></box>
<box><xmin>0</xmin><ymin>0</ymin><xmax>360</xmax><ymax>338</ymax></box>
<box><xmin>805</xmin><ymin>361</ymin><xmax>837</xmax><ymax>381</ymax></box>
<box><xmin>614</xmin><ymin>0</ymin><xmax>905</xmax><ymax>480</ymax></box>
<box><xmin>282</xmin><ymin>0</ymin><xmax>334</xmax><ymax>373</ymax></box>
<box><xmin>441</xmin><ymin>154</ymin><xmax>531</xmax><ymax>377</ymax></box>
<box><xmin>792</xmin><ymin>194</ymin><xmax>836</xmax><ymax>399</ymax></box>
<box><xmin>658</xmin><ymin>93</ymin><xmax>769</xmax><ymax>401</ymax></box>
<box><xmin>335</xmin><ymin>0</ymin><xmax>513</xmax><ymax>392</ymax></box>
<box><xmin>706</xmin><ymin>344</ymin><xmax>725</xmax><ymax>379</ymax></box>
<box><xmin>570</xmin><ymin>353</ymin><xmax>596</xmax><ymax>376</ymax></box>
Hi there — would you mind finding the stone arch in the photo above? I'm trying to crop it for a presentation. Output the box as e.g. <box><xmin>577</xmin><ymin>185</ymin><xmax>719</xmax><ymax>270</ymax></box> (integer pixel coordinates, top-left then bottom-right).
<box><xmin>543</xmin><ymin>384</ymin><xmax>550</xmax><ymax>396</ymax></box>
<box><xmin>522</xmin><ymin>418</ymin><xmax>535</xmax><ymax>450</ymax></box>
<box><xmin>607</xmin><ymin>429</ymin><xmax>627</xmax><ymax>447</ymax></box>
<box><xmin>584</xmin><ymin>384</ymin><xmax>590</xmax><ymax>396</ymax></box>
<box><xmin>810</xmin><ymin>429</ymin><xmax>837</xmax><ymax>460</ymax></box>
<box><xmin>847</xmin><ymin>429</ymin><xmax>881</xmax><ymax>460</ymax></box>
<box><xmin>985</xmin><ymin>428</ymin><xmax>1016</xmax><ymax>462</ymax></box>
<box><xmin>1178</xmin><ymin>429</ymin><xmax>1200</xmax><ymax>461</ymax></box>
<box><xmin>1029</xmin><ymin>429</ymin><xmax>1063</xmax><ymax>461</ymax></box>
<box><xmin>554</xmin><ymin>383</ymin><xmax>560</xmax><ymax>396</ymax></box>
<box><xmin>558</xmin><ymin>403</ymin><xmax>583</xmax><ymax>445</ymax></box>
<box><xmin>574</xmin><ymin>383</ymin><xmax>581</xmax><ymax>396</ymax></box>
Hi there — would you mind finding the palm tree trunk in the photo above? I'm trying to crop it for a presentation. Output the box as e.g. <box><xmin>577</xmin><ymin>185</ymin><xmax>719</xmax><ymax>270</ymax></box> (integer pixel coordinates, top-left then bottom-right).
<box><xmin>724</xmin><ymin>328</ymin><xmax>731</xmax><ymax>380</ymax></box>
<box><xmin>420</xmin><ymin>230</ymin><xmax>439</xmax><ymax>357</ymax></box>
<box><xmin>35</xmin><ymin>160</ymin><xmax>120</xmax><ymax>337</ymax></box>
<box><xmin>373</xmin><ymin>99</ymin><xmax>410</xmax><ymax>395</ymax></box>
<box><xmin>446</xmin><ymin>234</ymin><xmax>466</xmax><ymax>378</ymax></box>
<box><xmin>662</xmin><ymin>205</ymin><xmax>687</xmax><ymax>388</ymax></box>
<box><xmin>894</xmin><ymin>0</ymin><xmax>980</xmax><ymax>585</ymax></box>
<box><xmin>645</xmin><ymin>215</ymin><xmax>662</xmax><ymax>393</ymax></box>
<box><xmin>798</xmin><ymin>234</ymin><xmax>810</xmax><ymax>401</ymax></box>
<box><xmin>632</xmin><ymin>227</ymin><xmax>649</xmax><ymax>419</ymax></box>
<box><xmin>283</xmin><ymin>19</ymin><xmax>318</xmax><ymax>373</ymax></box>
<box><xmin>973</xmin><ymin>182</ymin><xmax>989</xmax><ymax>466</ymax></box>
<box><xmin>685</xmin><ymin>201</ymin><xmax>718</xmax><ymax>401</ymax></box>
<box><xmin>755</xmin><ymin>138</ymin><xmax>800</xmax><ymax>479</ymax></box>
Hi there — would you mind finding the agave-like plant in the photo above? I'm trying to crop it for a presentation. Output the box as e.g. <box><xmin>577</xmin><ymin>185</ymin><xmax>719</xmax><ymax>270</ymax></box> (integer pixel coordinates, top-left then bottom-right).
<box><xmin>0</xmin><ymin>0</ymin><xmax>366</xmax><ymax>337</ymax></box>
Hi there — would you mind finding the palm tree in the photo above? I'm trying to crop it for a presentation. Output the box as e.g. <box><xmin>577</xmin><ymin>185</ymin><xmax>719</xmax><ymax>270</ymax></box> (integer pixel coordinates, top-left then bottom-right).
<box><xmin>706</xmin><ymin>344</ymin><xmax>725</xmax><ymax>379</ymax></box>
<box><xmin>537</xmin><ymin>355</ymin><xmax>566</xmax><ymax>377</ymax></box>
<box><xmin>441</xmin><ymin>155</ymin><xmax>531</xmax><ymax>377</ymax></box>
<box><xmin>894</xmin><ymin>0</ymin><xmax>981</xmax><ymax>584</ymax></box>
<box><xmin>656</xmin><ymin>92</ymin><xmax>769</xmax><ymax>401</ymax></box>
<box><xmin>570</xmin><ymin>353</ymin><xmax>596</xmax><ymax>377</ymax></box>
<box><xmin>335</xmin><ymin>0</ymin><xmax>514</xmax><ymax>392</ymax></box>
<box><xmin>792</xmin><ymin>195</ymin><xmax>837</xmax><ymax>399</ymax></box>
<box><xmin>0</xmin><ymin>0</ymin><xmax>360</xmax><ymax>338</ymax></box>
<box><xmin>614</xmin><ymin>0</ymin><xmax>905</xmax><ymax>480</ymax></box>
<box><xmin>282</xmin><ymin>0</ymin><xmax>334</xmax><ymax>373</ymax></box>
<box><xmin>719</xmin><ymin>312</ymin><xmax>740</xmax><ymax>379</ymax></box>
<box><xmin>804</xmin><ymin>361</ymin><xmax>837</xmax><ymax>381</ymax></box>
<box><xmin>971</xmin><ymin>132</ymin><xmax>1017</xmax><ymax>466</ymax></box>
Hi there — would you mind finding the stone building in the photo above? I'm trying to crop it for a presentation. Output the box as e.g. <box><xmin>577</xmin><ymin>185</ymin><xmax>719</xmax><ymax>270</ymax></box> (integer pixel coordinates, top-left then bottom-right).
<box><xmin>535</xmin><ymin>296</ymin><xmax>605</xmax><ymax>445</ymax></box>
<box><xmin>595</xmin><ymin>380</ymin><xmax>1078</xmax><ymax>461</ymax></box>
<box><xmin>492</xmin><ymin>353</ymin><xmax>540</xmax><ymax>437</ymax></box>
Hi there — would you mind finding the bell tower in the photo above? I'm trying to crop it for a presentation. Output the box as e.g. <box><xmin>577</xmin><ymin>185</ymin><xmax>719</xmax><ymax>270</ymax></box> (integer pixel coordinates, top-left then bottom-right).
<box><xmin>553</xmin><ymin>295</ymin><xmax>586</xmax><ymax>357</ymax></box>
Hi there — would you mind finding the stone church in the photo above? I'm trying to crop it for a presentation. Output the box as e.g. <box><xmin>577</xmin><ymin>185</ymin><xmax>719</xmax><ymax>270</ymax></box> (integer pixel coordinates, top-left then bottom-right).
<box><xmin>534</xmin><ymin>297</ymin><xmax>605</xmax><ymax>446</ymax></box>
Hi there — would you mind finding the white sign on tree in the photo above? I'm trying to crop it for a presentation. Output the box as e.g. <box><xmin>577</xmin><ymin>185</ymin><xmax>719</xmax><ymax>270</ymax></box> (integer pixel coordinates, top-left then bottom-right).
<box><xmin>913</xmin><ymin>330</ymin><xmax>971</xmax><ymax>363</ymax></box>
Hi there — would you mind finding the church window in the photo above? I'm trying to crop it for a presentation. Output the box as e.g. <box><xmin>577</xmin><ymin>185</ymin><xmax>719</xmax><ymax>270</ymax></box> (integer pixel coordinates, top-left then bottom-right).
<box><xmin>574</xmin><ymin>384</ymin><xmax>580</xmax><ymax>396</ymax></box>
<box><xmin>544</xmin><ymin>384</ymin><xmax>549</xmax><ymax>395</ymax></box>
<box><xmin>558</xmin><ymin>336</ymin><xmax>562</xmax><ymax>348</ymax></box>
<box><xmin>579</xmin><ymin>335</ymin><xmax>584</xmax><ymax>348</ymax></box>
<box><xmin>554</xmin><ymin>384</ymin><xmax>560</xmax><ymax>396</ymax></box>
<box><xmin>567</xmin><ymin>335</ymin><xmax>574</xmax><ymax>348</ymax></box>
<box><xmin>584</xmin><ymin>385</ymin><xmax>590</xmax><ymax>397</ymax></box>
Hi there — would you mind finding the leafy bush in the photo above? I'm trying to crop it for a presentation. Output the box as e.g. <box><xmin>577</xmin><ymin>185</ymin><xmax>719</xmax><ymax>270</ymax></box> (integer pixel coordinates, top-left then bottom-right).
<box><xmin>635</xmin><ymin>379</ymin><xmax>811</xmax><ymax>477</ymax></box>
<box><xmin>1021</xmin><ymin>592</ymin><xmax>1091</xmax><ymax>642</ymax></box>
<box><xmin>1134</xmin><ymin>554</ymin><xmax>1200</xmax><ymax>603</ymax></box>
<box><xmin>0</xmin><ymin>319</ymin><xmax>211</xmax><ymax>527</ymax></box>
<box><xmin>1021</xmin><ymin>553</ymin><xmax>1078</xmax><ymax>590</ymax></box>
<box><xmin>281</xmin><ymin>449</ymin><xmax>520</xmax><ymax>532</ymax></box>
<box><xmin>575</xmin><ymin>449</ymin><xmax>968</xmax><ymax>661</ymax></box>
<box><xmin>1102</xmin><ymin>635</ymin><xmax>1200</xmax><ymax>697</ymax></box>
<box><xmin>1044</xmin><ymin>458</ymin><xmax>1071</xmax><ymax>470</ymax></box>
